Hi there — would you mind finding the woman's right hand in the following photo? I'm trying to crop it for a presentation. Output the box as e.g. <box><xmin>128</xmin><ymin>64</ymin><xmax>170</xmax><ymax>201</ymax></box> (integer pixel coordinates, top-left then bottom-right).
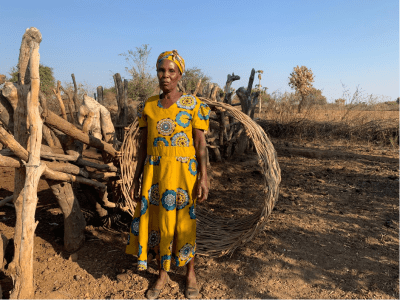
<box><xmin>129</xmin><ymin>178</ymin><xmax>141</xmax><ymax>202</ymax></box>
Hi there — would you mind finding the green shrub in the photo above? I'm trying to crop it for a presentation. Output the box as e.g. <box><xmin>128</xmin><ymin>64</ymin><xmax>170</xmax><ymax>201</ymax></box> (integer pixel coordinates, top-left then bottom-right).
<box><xmin>9</xmin><ymin>64</ymin><xmax>55</xmax><ymax>96</ymax></box>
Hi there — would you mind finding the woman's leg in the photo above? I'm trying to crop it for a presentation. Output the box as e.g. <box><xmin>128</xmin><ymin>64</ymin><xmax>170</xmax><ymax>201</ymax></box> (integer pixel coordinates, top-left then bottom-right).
<box><xmin>186</xmin><ymin>256</ymin><xmax>197</xmax><ymax>287</ymax></box>
<box><xmin>146</xmin><ymin>261</ymin><xmax>169</xmax><ymax>299</ymax></box>
<box><xmin>153</xmin><ymin>261</ymin><xmax>169</xmax><ymax>289</ymax></box>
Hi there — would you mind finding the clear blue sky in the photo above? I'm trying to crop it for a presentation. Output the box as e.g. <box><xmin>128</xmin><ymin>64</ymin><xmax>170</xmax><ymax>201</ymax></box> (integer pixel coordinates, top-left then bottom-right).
<box><xmin>1</xmin><ymin>0</ymin><xmax>398</xmax><ymax>102</ymax></box>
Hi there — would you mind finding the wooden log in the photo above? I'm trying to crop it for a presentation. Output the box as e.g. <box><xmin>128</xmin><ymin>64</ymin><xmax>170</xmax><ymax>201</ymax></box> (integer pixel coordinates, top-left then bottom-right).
<box><xmin>42</xmin><ymin>109</ymin><xmax>118</xmax><ymax>156</ymax></box>
<box><xmin>52</xmin><ymin>81</ymin><xmax>67</xmax><ymax>120</ymax></box>
<box><xmin>2</xmin><ymin>82</ymin><xmax>18</xmax><ymax>110</ymax></box>
<box><xmin>43</xmin><ymin>166</ymin><xmax>106</xmax><ymax>190</ymax></box>
<box><xmin>40</xmin><ymin>150</ymin><xmax>79</xmax><ymax>162</ymax></box>
<box><xmin>47</xmin><ymin>181</ymin><xmax>86</xmax><ymax>253</ymax></box>
<box><xmin>0</xmin><ymin>196</ymin><xmax>13</xmax><ymax>208</ymax></box>
<box><xmin>97</xmin><ymin>86</ymin><xmax>103</xmax><ymax>104</ymax></box>
<box><xmin>0</xmin><ymin>93</ymin><xmax>14</xmax><ymax>133</ymax></box>
<box><xmin>78</xmin><ymin>95</ymin><xmax>115</xmax><ymax>143</ymax></box>
<box><xmin>0</xmin><ymin>122</ymin><xmax>29</xmax><ymax>162</ymax></box>
<box><xmin>1</xmin><ymin>123</ymin><xmax>115</xmax><ymax>173</ymax></box>
<box><xmin>0</xmin><ymin>153</ymin><xmax>21</xmax><ymax>168</ymax></box>
<box><xmin>49</xmin><ymin>127</ymin><xmax>62</xmax><ymax>148</ymax></box>
<box><xmin>88</xmin><ymin>172</ymin><xmax>118</xmax><ymax>180</ymax></box>
<box><xmin>10</xmin><ymin>27</ymin><xmax>43</xmax><ymax>299</ymax></box>
<box><xmin>76</xmin><ymin>157</ymin><xmax>118</xmax><ymax>172</ymax></box>
<box><xmin>0</xmin><ymin>152</ymin><xmax>88</xmax><ymax>177</ymax></box>
<box><xmin>42</xmin><ymin>124</ymin><xmax>55</xmax><ymax>147</ymax></box>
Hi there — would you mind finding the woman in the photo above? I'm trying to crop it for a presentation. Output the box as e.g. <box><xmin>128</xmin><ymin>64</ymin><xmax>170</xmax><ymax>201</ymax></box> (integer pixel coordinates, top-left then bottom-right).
<box><xmin>126</xmin><ymin>50</ymin><xmax>210</xmax><ymax>299</ymax></box>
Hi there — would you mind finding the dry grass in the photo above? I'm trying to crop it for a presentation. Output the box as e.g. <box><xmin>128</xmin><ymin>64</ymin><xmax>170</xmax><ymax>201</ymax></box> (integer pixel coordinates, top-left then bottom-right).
<box><xmin>256</xmin><ymin>100</ymin><xmax>399</xmax><ymax>147</ymax></box>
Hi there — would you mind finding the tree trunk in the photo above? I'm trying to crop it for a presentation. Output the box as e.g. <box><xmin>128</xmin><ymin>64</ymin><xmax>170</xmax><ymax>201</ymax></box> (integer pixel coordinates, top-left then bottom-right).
<box><xmin>297</xmin><ymin>94</ymin><xmax>305</xmax><ymax>113</ymax></box>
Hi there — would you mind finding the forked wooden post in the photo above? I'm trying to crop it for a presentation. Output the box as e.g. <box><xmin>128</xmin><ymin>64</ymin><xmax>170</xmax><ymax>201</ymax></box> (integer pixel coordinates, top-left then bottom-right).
<box><xmin>8</xmin><ymin>27</ymin><xmax>44</xmax><ymax>299</ymax></box>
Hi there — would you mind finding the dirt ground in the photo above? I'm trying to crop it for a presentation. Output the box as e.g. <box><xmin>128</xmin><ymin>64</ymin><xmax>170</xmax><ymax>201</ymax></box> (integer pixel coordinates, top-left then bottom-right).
<box><xmin>0</xmin><ymin>137</ymin><xmax>398</xmax><ymax>299</ymax></box>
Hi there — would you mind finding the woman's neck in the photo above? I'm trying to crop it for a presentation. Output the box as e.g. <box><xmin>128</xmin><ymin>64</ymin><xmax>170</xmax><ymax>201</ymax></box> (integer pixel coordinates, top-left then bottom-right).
<box><xmin>160</xmin><ymin>89</ymin><xmax>183</xmax><ymax>102</ymax></box>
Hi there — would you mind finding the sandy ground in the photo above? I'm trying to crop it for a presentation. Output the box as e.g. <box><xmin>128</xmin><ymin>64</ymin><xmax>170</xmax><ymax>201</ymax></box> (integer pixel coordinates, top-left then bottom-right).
<box><xmin>0</xmin><ymin>138</ymin><xmax>398</xmax><ymax>299</ymax></box>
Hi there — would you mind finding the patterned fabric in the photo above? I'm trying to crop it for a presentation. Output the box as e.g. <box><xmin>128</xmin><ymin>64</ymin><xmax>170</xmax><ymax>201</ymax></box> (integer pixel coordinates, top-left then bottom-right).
<box><xmin>156</xmin><ymin>50</ymin><xmax>185</xmax><ymax>74</ymax></box>
<box><xmin>126</xmin><ymin>94</ymin><xmax>209</xmax><ymax>271</ymax></box>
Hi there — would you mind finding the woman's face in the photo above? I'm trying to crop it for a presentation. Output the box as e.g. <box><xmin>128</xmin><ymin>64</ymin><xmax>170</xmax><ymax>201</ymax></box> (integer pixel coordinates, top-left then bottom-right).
<box><xmin>157</xmin><ymin>59</ymin><xmax>182</xmax><ymax>93</ymax></box>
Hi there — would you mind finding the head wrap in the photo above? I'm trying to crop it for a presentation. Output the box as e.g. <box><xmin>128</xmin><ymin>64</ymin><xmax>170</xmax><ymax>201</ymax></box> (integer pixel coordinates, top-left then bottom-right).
<box><xmin>156</xmin><ymin>50</ymin><xmax>185</xmax><ymax>74</ymax></box>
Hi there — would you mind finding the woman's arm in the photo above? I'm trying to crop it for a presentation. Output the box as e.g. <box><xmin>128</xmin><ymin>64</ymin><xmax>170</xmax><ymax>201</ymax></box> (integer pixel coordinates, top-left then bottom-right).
<box><xmin>129</xmin><ymin>127</ymin><xmax>148</xmax><ymax>202</ymax></box>
<box><xmin>193</xmin><ymin>128</ymin><xmax>208</xmax><ymax>203</ymax></box>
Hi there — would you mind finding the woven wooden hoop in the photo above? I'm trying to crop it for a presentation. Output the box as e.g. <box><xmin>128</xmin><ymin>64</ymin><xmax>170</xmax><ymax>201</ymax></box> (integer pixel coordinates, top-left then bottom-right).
<box><xmin>119</xmin><ymin>98</ymin><xmax>281</xmax><ymax>257</ymax></box>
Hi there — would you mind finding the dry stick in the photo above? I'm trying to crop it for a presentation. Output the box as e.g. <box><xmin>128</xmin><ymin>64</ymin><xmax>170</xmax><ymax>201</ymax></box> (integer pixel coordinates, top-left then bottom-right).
<box><xmin>71</xmin><ymin>73</ymin><xmax>79</xmax><ymax>109</ymax></box>
<box><xmin>39</xmin><ymin>92</ymin><xmax>62</xmax><ymax>148</ymax></box>
<box><xmin>49</xmin><ymin>128</ymin><xmax>62</xmax><ymax>148</ymax></box>
<box><xmin>9</xmin><ymin>27</ymin><xmax>43</xmax><ymax>299</ymax></box>
<box><xmin>40</xmin><ymin>150</ymin><xmax>79</xmax><ymax>161</ymax></box>
<box><xmin>42</xmin><ymin>124</ymin><xmax>55</xmax><ymax>147</ymax></box>
<box><xmin>42</xmin><ymin>109</ymin><xmax>118</xmax><ymax>157</ymax></box>
<box><xmin>59</xmin><ymin>85</ymin><xmax>76</xmax><ymax>125</ymax></box>
<box><xmin>53</xmin><ymin>81</ymin><xmax>67</xmax><ymax>120</ymax></box>
<box><xmin>0</xmin><ymin>195</ymin><xmax>13</xmax><ymax>208</ymax></box>
<box><xmin>76</xmin><ymin>158</ymin><xmax>118</xmax><ymax>172</ymax></box>
<box><xmin>88</xmin><ymin>172</ymin><xmax>118</xmax><ymax>180</ymax></box>
<box><xmin>118</xmin><ymin>119</ymin><xmax>140</xmax><ymax>216</ymax></box>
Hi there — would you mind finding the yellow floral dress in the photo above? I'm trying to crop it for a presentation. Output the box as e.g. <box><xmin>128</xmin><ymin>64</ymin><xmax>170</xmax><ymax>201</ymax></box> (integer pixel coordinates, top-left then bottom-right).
<box><xmin>126</xmin><ymin>94</ymin><xmax>210</xmax><ymax>272</ymax></box>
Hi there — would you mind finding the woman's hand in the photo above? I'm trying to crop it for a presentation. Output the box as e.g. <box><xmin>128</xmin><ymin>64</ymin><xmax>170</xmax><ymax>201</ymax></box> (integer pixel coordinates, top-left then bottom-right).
<box><xmin>129</xmin><ymin>178</ymin><xmax>141</xmax><ymax>202</ymax></box>
<box><xmin>197</xmin><ymin>176</ymin><xmax>209</xmax><ymax>203</ymax></box>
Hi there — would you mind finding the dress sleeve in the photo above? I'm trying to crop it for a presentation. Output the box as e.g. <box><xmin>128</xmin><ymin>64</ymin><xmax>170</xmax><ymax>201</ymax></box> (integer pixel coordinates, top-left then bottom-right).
<box><xmin>136</xmin><ymin>101</ymin><xmax>147</xmax><ymax>128</ymax></box>
<box><xmin>192</xmin><ymin>100</ymin><xmax>210</xmax><ymax>131</ymax></box>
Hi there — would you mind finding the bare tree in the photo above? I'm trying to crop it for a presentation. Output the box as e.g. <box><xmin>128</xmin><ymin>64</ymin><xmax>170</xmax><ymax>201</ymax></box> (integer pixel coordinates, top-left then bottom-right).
<box><xmin>288</xmin><ymin>65</ymin><xmax>314</xmax><ymax>113</ymax></box>
<box><xmin>119</xmin><ymin>44</ymin><xmax>157</xmax><ymax>101</ymax></box>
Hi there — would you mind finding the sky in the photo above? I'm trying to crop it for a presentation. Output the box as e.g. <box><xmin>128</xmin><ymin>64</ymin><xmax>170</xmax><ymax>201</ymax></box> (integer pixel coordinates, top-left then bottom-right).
<box><xmin>0</xmin><ymin>0</ymin><xmax>398</xmax><ymax>102</ymax></box>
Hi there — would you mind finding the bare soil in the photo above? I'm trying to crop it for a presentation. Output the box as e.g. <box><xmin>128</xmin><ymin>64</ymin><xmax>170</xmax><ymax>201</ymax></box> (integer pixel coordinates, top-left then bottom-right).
<box><xmin>0</xmin><ymin>138</ymin><xmax>398</xmax><ymax>299</ymax></box>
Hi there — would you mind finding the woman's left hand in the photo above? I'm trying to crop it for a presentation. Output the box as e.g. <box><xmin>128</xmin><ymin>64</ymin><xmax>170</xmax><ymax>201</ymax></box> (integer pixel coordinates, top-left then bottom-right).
<box><xmin>197</xmin><ymin>177</ymin><xmax>209</xmax><ymax>203</ymax></box>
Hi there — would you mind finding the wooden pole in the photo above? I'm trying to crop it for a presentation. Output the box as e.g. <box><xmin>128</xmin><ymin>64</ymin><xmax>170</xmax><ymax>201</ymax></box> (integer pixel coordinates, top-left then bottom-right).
<box><xmin>71</xmin><ymin>73</ymin><xmax>79</xmax><ymax>110</ymax></box>
<box><xmin>9</xmin><ymin>27</ymin><xmax>44</xmax><ymax>299</ymax></box>
<box><xmin>97</xmin><ymin>86</ymin><xmax>103</xmax><ymax>104</ymax></box>
<box><xmin>52</xmin><ymin>81</ymin><xmax>67</xmax><ymax>120</ymax></box>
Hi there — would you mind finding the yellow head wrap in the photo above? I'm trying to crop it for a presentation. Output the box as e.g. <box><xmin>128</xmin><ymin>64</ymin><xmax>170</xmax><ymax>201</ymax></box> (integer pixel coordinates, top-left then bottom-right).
<box><xmin>156</xmin><ymin>50</ymin><xmax>185</xmax><ymax>74</ymax></box>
